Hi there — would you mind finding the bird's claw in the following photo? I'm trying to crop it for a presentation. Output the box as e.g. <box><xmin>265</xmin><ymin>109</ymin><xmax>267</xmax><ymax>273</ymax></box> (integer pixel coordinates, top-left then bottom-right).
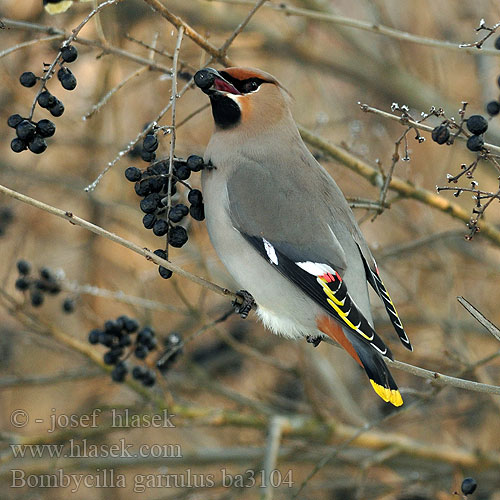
<box><xmin>233</xmin><ymin>290</ymin><xmax>255</xmax><ymax>319</ymax></box>
<box><xmin>306</xmin><ymin>335</ymin><xmax>322</xmax><ymax>347</ymax></box>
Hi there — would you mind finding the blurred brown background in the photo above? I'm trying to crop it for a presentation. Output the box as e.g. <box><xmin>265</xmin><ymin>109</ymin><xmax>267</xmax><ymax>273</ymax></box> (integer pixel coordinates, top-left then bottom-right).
<box><xmin>1</xmin><ymin>0</ymin><xmax>500</xmax><ymax>498</ymax></box>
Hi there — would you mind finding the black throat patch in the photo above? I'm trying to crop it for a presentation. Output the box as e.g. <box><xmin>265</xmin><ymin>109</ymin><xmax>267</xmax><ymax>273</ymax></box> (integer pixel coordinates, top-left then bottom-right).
<box><xmin>209</xmin><ymin>94</ymin><xmax>241</xmax><ymax>129</ymax></box>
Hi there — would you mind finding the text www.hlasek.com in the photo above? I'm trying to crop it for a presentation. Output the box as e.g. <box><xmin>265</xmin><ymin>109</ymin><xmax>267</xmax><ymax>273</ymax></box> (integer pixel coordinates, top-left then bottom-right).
<box><xmin>10</xmin><ymin>439</ymin><xmax>182</xmax><ymax>459</ymax></box>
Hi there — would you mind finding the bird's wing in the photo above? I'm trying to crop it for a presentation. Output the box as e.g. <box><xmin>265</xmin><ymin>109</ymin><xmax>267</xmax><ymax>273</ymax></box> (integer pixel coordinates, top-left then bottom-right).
<box><xmin>226</xmin><ymin>161</ymin><xmax>392</xmax><ymax>359</ymax></box>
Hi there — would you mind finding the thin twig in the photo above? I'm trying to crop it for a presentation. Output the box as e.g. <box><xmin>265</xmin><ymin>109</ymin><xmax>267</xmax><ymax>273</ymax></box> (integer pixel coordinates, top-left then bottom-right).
<box><xmin>2</xmin><ymin>19</ymin><xmax>171</xmax><ymax>73</ymax></box>
<box><xmin>62</xmin><ymin>281</ymin><xmax>185</xmax><ymax>313</ymax></box>
<box><xmin>359</xmin><ymin>102</ymin><xmax>500</xmax><ymax>155</ymax></box>
<box><xmin>84</xmin><ymin>77</ymin><xmax>193</xmax><ymax>192</ymax></box>
<box><xmin>204</xmin><ymin>0</ymin><xmax>500</xmax><ymax>56</ymax></box>
<box><xmin>27</xmin><ymin>0</ymin><xmax>125</xmax><ymax>120</ymax></box>
<box><xmin>0</xmin><ymin>182</ymin><xmax>238</xmax><ymax>301</ymax></box>
<box><xmin>457</xmin><ymin>296</ymin><xmax>500</xmax><ymax>343</ymax></box>
<box><xmin>0</xmin><ymin>35</ymin><xmax>63</xmax><ymax>59</ymax></box>
<box><xmin>263</xmin><ymin>415</ymin><xmax>286</xmax><ymax>500</ymax></box>
<box><xmin>142</xmin><ymin>0</ymin><xmax>233</xmax><ymax>66</ymax></box>
<box><xmin>219</xmin><ymin>0</ymin><xmax>268</xmax><ymax>55</ymax></box>
<box><xmin>165</xmin><ymin>26</ymin><xmax>184</xmax><ymax>258</ymax></box>
<box><xmin>82</xmin><ymin>66</ymin><xmax>149</xmax><ymax>120</ymax></box>
<box><xmin>299</xmin><ymin>126</ymin><xmax>500</xmax><ymax>247</ymax></box>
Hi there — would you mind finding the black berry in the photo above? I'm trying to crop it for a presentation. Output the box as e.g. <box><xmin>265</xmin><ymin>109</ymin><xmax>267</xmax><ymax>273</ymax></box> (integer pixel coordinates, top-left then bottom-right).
<box><xmin>486</xmin><ymin>100</ymin><xmax>500</xmax><ymax>116</ymax></box>
<box><xmin>135</xmin><ymin>179</ymin><xmax>151</xmax><ymax>197</ymax></box>
<box><xmin>40</xmin><ymin>267</ymin><xmax>53</xmax><ymax>280</ymax></box>
<box><xmin>104</xmin><ymin>350</ymin><xmax>119</xmax><ymax>365</ymax></box>
<box><xmin>168</xmin><ymin>207</ymin><xmax>184</xmax><ymax>223</ymax></box>
<box><xmin>15</xmin><ymin>277</ymin><xmax>30</xmax><ymax>291</ymax></box>
<box><xmin>142</xmin><ymin>213</ymin><xmax>156</xmax><ymax>229</ymax></box>
<box><xmin>30</xmin><ymin>290</ymin><xmax>44</xmax><ymax>307</ymax></box>
<box><xmin>61</xmin><ymin>45</ymin><xmax>78</xmax><ymax>63</ymax></box>
<box><xmin>88</xmin><ymin>329</ymin><xmax>101</xmax><ymax>344</ymax></box>
<box><xmin>17</xmin><ymin>260</ymin><xmax>31</xmax><ymax>275</ymax></box>
<box><xmin>141</xmin><ymin>150</ymin><xmax>156</xmax><ymax>163</ymax></box>
<box><xmin>60</xmin><ymin>69</ymin><xmax>76</xmax><ymax>90</ymax></box>
<box><xmin>154</xmin><ymin>249</ymin><xmax>167</xmax><ymax>260</ymax></box>
<box><xmin>124</xmin><ymin>318</ymin><xmax>139</xmax><ymax>333</ymax></box>
<box><xmin>19</xmin><ymin>72</ymin><xmax>37</xmax><ymax>88</ymax></box>
<box><xmin>111</xmin><ymin>362</ymin><xmax>127</xmax><ymax>382</ymax></box>
<box><xmin>143</xmin><ymin>134</ymin><xmax>158</xmax><ymax>153</ymax></box>
<box><xmin>159</xmin><ymin>266</ymin><xmax>172</xmax><ymax>279</ymax></box>
<box><xmin>466</xmin><ymin>115</ymin><xmax>488</xmax><ymax>135</ymax></box>
<box><xmin>28</xmin><ymin>136</ymin><xmax>47</xmax><ymax>154</ymax></box>
<box><xmin>36</xmin><ymin>119</ymin><xmax>56</xmax><ymax>138</ymax></box>
<box><xmin>142</xmin><ymin>371</ymin><xmax>156</xmax><ymax>386</ymax></box>
<box><xmin>168</xmin><ymin>226</ymin><xmax>188</xmax><ymax>248</ymax></box>
<box><xmin>8</xmin><ymin>114</ymin><xmax>24</xmax><ymax>128</ymax></box>
<box><xmin>16</xmin><ymin>120</ymin><xmax>36</xmax><ymax>141</ymax></box>
<box><xmin>431</xmin><ymin>124</ymin><xmax>450</xmax><ymax>145</ymax></box>
<box><xmin>189</xmin><ymin>204</ymin><xmax>205</xmax><ymax>221</ymax></box>
<box><xmin>125</xmin><ymin>167</ymin><xmax>142</xmax><ymax>182</ymax></box>
<box><xmin>188</xmin><ymin>189</ymin><xmax>203</xmax><ymax>206</ymax></box>
<box><xmin>153</xmin><ymin>219</ymin><xmax>169</xmax><ymax>237</ymax></box>
<box><xmin>466</xmin><ymin>135</ymin><xmax>484</xmax><ymax>152</ymax></box>
<box><xmin>132</xmin><ymin>365</ymin><xmax>147</xmax><ymax>380</ymax></box>
<box><xmin>187</xmin><ymin>155</ymin><xmax>204</xmax><ymax>172</ymax></box>
<box><xmin>174</xmin><ymin>165</ymin><xmax>190</xmax><ymax>180</ymax></box>
<box><xmin>38</xmin><ymin>91</ymin><xmax>56</xmax><ymax>109</ymax></box>
<box><xmin>11</xmin><ymin>138</ymin><xmax>27</xmax><ymax>153</ymax></box>
<box><xmin>140</xmin><ymin>193</ymin><xmax>161</xmax><ymax>214</ymax></box>
<box><xmin>135</xmin><ymin>345</ymin><xmax>148</xmax><ymax>359</ymax></box>
<box><xmin>99</xmin><ymin>332</ymin><xmax>114</xmax><ymax>347</ymax></box>
<box><xmin>62</xmin><ymin>298</ymin><xmax>75</xmax><ymax>313</ymax></box>
<box><xmin>461</xmin><ymin>477</ymin><xmax>477</xmax><ymax>495</ymax></box>
<box><xmin>495</xmin><ymin>36</ymin><xmax>500</xmax><ymax>50</ymax></box>
<box><xmin>49</xmin><ymin>99</ymin><xmax>65</xmax><ymax>117</ymax></box>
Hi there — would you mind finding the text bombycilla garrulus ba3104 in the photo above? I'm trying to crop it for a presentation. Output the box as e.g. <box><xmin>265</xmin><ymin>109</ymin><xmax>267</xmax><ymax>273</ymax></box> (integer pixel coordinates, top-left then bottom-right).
<box><xmin>194</xmin><ymin>67</ymin><xmax>413</xmax><ymax>407</ymax></box>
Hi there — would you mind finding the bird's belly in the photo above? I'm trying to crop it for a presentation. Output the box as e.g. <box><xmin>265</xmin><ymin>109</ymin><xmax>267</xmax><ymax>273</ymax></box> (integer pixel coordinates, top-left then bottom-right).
<box><xmin>202</xmin><ymin>173</ymin><xmax>322</xmax><ymax>339</ymax></box>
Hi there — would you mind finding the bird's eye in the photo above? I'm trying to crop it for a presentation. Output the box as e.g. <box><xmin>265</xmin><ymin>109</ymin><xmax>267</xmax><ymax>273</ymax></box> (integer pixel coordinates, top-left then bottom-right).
<box><xmin>242</xmin><ymin>80</ymin><xmax>260</xmax><ymax>93</ymax></box>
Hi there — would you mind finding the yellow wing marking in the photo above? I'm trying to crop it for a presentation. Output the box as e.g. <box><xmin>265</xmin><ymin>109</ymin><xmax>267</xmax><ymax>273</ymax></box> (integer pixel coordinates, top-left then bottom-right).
<box><xmin>326</xmin><ymin>299</ymin><xmax>372</xmax><ymax>341</ymax></box>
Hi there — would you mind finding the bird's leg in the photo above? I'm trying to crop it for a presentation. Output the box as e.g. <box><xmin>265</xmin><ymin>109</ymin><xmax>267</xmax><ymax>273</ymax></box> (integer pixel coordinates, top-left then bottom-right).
<box><xmin>306</xmin><ymin>335</ymin><xmax>322</xmax><ymax>347</ymax></box>
<box><xmin>202</xmin><ymin>160</ymin><xmax>216</xmax><ymax>171</ymax></box>
<box><xmin>233</xmin><ymin>290</ymin><xmax>255</xmax><ymax>319</ymax></box>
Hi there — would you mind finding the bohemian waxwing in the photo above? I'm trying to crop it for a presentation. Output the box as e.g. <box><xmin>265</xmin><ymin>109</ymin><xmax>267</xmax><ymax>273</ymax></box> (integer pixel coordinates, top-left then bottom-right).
<box><xmin>194</xmin><ymin>67</ymin><xmax>412</xmax><ymax>407</ymax></box>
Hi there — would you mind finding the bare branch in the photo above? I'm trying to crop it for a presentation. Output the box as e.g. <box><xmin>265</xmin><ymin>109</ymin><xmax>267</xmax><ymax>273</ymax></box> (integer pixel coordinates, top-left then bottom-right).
<box><xmin>457</xmin><ymin>296</ymin><xmax>500</xmax><ymax>343</ymax></box>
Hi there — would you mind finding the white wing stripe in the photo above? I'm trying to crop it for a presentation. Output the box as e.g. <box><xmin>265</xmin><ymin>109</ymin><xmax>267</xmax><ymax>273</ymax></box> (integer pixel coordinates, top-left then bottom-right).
<box><xmin>262</xmin><ymin>238</ymin><xmax>278</xmax><ymax>265</ymax></box>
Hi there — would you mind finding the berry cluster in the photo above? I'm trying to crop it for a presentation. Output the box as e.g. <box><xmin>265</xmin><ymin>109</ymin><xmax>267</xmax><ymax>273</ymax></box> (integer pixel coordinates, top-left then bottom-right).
<box><xmin>88</xmin><ymin>316</ymin><xmax>158</xmax><ymax>385</ymax></box>
<box><xmin>431</xmin><ymin>114</ymin><xmax>487</xmax><ymax>152</ymax></box>
<box><xmin>124</xmin><ymin>151</ymin><xmax>206</xmax><ymax>279</ymax></box>
<box><xmin>14</xmin><ymin>259</ymin><xmax>74</xmax><ymax>312</ymax></box>
<box><xmin>461</xmin><ymin>477</ymin><xmax>477</xmax><ymax>496</ymax></box>
<box><xmin>9</xmin><ymin>44</ymin><xmax>78</xmax><ymax>155</ymax></box>
<box><xmin>0</xmin><ymin>207</ymin><xmax>14</xmax><ymax>237</ymax></box>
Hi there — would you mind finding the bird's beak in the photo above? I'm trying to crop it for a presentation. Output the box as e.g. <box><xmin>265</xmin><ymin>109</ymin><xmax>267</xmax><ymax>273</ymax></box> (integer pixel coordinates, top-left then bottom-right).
<box><xmin>194</xmin><ymin>68</ymin><xmax>241</xmax><ymax>96</ymax></box>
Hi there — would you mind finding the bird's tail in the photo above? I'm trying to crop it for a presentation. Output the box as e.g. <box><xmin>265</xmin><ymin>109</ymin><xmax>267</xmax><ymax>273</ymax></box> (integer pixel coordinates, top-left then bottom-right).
<box><xmin>345</xmin><ymin>329</ymin><xmax>403</xmax><ymax>407</ymax></box>
<box><xmin>318</xmin><ymin>316</ymin><xmax>402</xmax><ymax>407</ymax></box>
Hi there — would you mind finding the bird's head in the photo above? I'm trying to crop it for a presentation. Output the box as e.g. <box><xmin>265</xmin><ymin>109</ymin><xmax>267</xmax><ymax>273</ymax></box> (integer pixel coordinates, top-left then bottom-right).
<box><xmin>194</xmin><ymin>67</ymin><xmax>291</xmax><ymax>132</ymax></box>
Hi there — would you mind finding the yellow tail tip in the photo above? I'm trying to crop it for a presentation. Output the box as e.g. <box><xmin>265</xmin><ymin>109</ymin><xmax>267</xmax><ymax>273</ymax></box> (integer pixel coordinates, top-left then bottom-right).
<box><xmin>370</xmin><ymin>380</ymin><xmax>403</xmax><ymax>407</ymax></box>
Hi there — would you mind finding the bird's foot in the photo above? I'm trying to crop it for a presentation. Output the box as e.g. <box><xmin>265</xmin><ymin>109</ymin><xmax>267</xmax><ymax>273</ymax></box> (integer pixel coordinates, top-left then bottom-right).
<box><xmin>306</xmin><ymin>335</ymin><xmax>322</xmax><ymax>347</ymax></box>
<box><xmin>203</xmin><ymin>160</ymin><xmax>216</xmax><ymax>171</ymax></box>
<box><xmin>233</xmin><ymin>290</ymin><xmax>255</xmax><ymax>319</ymax></box>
